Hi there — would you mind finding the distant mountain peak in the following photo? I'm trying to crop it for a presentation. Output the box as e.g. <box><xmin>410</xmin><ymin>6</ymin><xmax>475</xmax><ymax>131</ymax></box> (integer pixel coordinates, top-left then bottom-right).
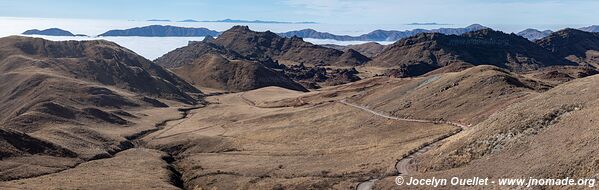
<box><xmin>22</xmin><ymin>28</ymin><xmax>84</xmax><ymax>36</ymax></box>
<box><xmin>98</xmin><ymin>25</ymin><xmax>220</xmax><ymax>37</ymax></box>
<box><xmin>178</xmin><ymin>19</ymin><xmax>200</xmax><ymax>22</ymax></box>
<box><xmin>279</xmin><ymin>24</ymin><xmax>490</xmax><ymax>42</ymax></box>
<box><xmin>536</xmin><ymin>28</ymin><xmax>599</xmax><ymax>65</ymax></box>
<box><xmin>463</xmin><ymin>28</ymin><xmax>505</xmax><ymax>37</ymax></box>
<box><xmin>202</xmin><ymin>19</ymin><xmax>317</xmax><ymax>24</ymax></box>
<box><xmin>579</xmin><ymin>25</ymin><xmax>599</xmax><ymax>32</ymax></box>
<box><xmin>228</xmin><ymin>25</ymin><xmax>252</xmax><ymax>32</ymax></box>
<box><xmin>407</xmin><ymin>22</ymin><xmax>450</xmax><ymax>26</ymax></box>
<box><xmin>466</xmin><ymin>24</ymin><xmax>487</xmax><ymax>29</ymax></box>
<box><xmin>147</xmin><ymin>19</ymin><xmax>171</xmax><ymax>22</ymax></box>
<box><xmin>517</xmin><ymin>28</ymin><xmax>554</xmax><ymax>40</ymax></box>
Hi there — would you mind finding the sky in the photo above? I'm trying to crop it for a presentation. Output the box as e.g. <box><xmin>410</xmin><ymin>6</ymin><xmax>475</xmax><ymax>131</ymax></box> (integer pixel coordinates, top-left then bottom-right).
<box><xmin>0</xmin><ymin>0</ymin><xmax>597</xmax><ymax>25</ymax></box>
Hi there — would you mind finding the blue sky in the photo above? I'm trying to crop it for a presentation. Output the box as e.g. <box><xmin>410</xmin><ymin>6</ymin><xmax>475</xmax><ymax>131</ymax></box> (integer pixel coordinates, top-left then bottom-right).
<box><xmin>0</xmin><ymin>0</ymin><xmax>597</xmax><ymax>25</ymax></box>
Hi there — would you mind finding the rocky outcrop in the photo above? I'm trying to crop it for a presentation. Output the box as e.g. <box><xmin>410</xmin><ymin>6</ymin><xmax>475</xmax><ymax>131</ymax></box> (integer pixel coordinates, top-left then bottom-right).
<box><xmin>369</xmin><ymin>29</ymin><xmax>576</xmax><ymax>77</ymax></box>
<box><xmin>536</xmin><ymin>29</ymin><xmax>599</xmax><ymax>66</ymax></box>
<box><xmin>210</xmin><ymin>26</ymin><xmax>369</xmax><ymax>66</ymax></box>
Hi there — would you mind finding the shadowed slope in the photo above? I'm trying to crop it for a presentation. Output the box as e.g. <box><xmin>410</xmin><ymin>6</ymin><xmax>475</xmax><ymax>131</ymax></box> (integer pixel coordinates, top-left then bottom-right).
<box><xmin>537</xmin><ymin>28</ymin><xmax>599</xmax><ymax>67</ymax></box>
<box><xmin>211</xmin><ymin>26</ymin><xmax>369</xmax><ymax>66</ymax></box>
<box><xmin>155</xmin><ymin>41</ymin><xmax>307</xmax><ymax>92</ymax></box>
<box><xmin>369</xmin><ymin>29</ymin><xmax>575</xmax><ymax>77</ymax></box>
<box><xmin>0</xmin><ymin>36</ymin><xmax>202</xmax><ymax>181</ymax></box>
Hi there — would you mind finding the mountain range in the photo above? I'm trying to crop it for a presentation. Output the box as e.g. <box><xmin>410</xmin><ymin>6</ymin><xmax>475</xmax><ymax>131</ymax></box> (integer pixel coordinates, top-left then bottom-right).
<box><xmin>146</xmin><ymin>19</ymin><xmax>171</xmax><ymax>22</ymax></box>
<box><xmin>98</xmin><ymin>25</ymin><xmax>220</xmax><ymax>37</ymax></box>
<box><xmin>22</xmin><ymin>28</ymin><xmax>87</xmax><ymax>37</ymax></box>
<box><xmin>369</xmin><ymin>28</ymin><xmax>576</xmax><ymax>77</ymax></box>
<box><xmin>517</xmin><ymin>29</ymin><xmax>554</xmax><ymax>40</ymax></box>
<box><xmin>536</xmin><ymin>28</ymin><xmax>599</xmax><ymax>67</ymax></box>
<box><xmin>580</xmin><ymin>25</ymin><xmax>599</xmax><ymax>32</ymax></box>
<box><xmin>516</xmin><ymin>25</ymin><xmax>599</xmax><ymax>40</ymax></box>
<box><xmin>200</xmin><ymin>19</ymin><xmax>316</xmax><ymax>24</ymax></box>
<box><xmin>279</xmin><ymin>24</ymin><xmax>488</xmax><ymax>41</ymax></box>
<box><xmin>3</xmin><ymin>23</ymin><xmax>599</xmax><ymax>190</ymax></box>
<box><xmin>155</xmin><ymin>26</ymin><xmax>369</xmax><ymax>91</ymax></box>
<box><xmin>20</xmin><ymin>24</ymin><xmax>599</xmax><ymax>44</ymax></box>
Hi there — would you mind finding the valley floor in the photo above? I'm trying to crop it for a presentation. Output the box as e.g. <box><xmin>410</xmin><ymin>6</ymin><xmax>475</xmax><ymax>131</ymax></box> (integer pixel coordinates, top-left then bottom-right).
<box><xmin>1</xmin><ymin>84</ymin><xmax>460</xmax><ymax>189</ymax></box>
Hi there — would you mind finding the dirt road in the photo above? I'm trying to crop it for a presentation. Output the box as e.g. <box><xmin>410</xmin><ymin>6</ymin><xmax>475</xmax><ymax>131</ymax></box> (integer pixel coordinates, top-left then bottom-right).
<box><xmin>340</xmin><ymin>100</ymin><xmax>467</xmax><ymax>190</ymax></box>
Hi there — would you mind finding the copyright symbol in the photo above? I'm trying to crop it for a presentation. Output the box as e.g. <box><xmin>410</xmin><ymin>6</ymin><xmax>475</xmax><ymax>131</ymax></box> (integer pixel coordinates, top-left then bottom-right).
<box><xmin>395</xmin><ymin>176</ymin><xmax>404</xmax><ymax>185</ymax></box>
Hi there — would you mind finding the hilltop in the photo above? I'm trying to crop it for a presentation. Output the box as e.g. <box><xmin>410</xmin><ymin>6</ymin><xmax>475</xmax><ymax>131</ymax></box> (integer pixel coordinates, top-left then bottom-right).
<box><xmin>368</xmin><ymin>29</ymin><xmax>576</xmax><ymax>77</ymax></box>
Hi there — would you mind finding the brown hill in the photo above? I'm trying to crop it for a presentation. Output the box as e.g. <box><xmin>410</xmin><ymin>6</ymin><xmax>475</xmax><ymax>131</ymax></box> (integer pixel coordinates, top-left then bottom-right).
<box><xmin>155</xmin><ymin>41</ymin><xmax>307</xmax><ymax>92</ymax></box>
<box><xmin>323</xmin><ymin>42</ymin><xmax>386</xmax><ymax>58</ymax></box>
<box><xmin>369</xmin><ymin>29</ymin><xmax>575</xmax><ymax>77</ymax></box>
<box><xmin>348</xmin><ymin>65</ymin><xmax>547</xmax><ymax>124</ymax></box>
<box><xmin>0</xmin><ymin>36</ymin><xmax>200</xmax><ymax>127</ymax></box>
<box><xmin>0</xmin><ymin>36</ymin><xmax>201</xmax><ymax>180</ymax></box>
<box><xmin>536</xmin><ymin>28</ymin><xmax>599</xmax><ymax>67</ymax></box>
<box><xmin>522</xmin><ymin>65</ymin><xmax>599</xmax><ymax>86</ymax></box>
<box><xmin>211</xmin><ymin>26</ymin><xmax>370</xmax><ymax>66</ymax></box>
<box><xmin>411</xmin><ymin>73</ymin><xmax>599</xmax><ymax>188</ymax></box>
<box><xmin>155</xmin><ymin>41</ymin><xmax>244</xmax><ymax>68</ymax></box>
<box><xmin>170</xmin><ymin>53</ymin><xmax>307</xmax><ymax>92</ymax></box>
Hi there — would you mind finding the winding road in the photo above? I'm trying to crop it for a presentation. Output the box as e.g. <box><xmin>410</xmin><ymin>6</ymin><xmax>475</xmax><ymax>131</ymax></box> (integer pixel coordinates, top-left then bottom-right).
<box><xmin>339</xmin><ymin>100</ymin><xmax>468</xmax><ymax>190</ymax></box>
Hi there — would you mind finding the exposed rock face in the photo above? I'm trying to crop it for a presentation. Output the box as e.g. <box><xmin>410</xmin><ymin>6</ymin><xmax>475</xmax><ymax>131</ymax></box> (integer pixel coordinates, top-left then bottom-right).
<box><xmin>536</xmin><ymin>29</ymin><xmax>599</xmax><ymax>66</ymax></box>
<box><xmin>517</xmin><ymin>28</ymin><xmax>553</xmax><ymax>40</ymax></box>
<box><xmin>155</xmin><ymin>26</ymin><xmax>368</xmax><ymax>91</ymax></box>
<box><xmin>202</xmin><ymin>35</ymin><xmax>215</xmax><ymax>43</ymax></box>
<box><xmin>278</xmin><ymin>24</ymin><xmax>488</xmax><ymax>41</ymax></box>
<box><xmin>210</xmin><ymin>26</ymin><xmax>369</xmax><ymax>66</ymax></box>
<box><xmin>22</xmin><ymin>28</ymin><xmax>85</xmax><ymax>36</ymax></box>
<box><xmin>369</xmin><ymin>29</ymin><xmax>576</xmax><ymax>77</ymax></box>
<box><xmin>282</xmin><ymin>64</ymin><xmax>361</xmax><ymax>89</ymax></box>
<box><xmin>99</xmin><ymin>25</ymin><xmax>220</xmax><ymax>37</ymax></box>
<box><xmin>278</xmin><ymin>29</ymin><xmax>354</xmax><ymax>41</ymax></box>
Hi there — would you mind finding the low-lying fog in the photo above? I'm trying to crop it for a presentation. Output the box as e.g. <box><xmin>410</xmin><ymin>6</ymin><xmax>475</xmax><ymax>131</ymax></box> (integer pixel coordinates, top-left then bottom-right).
<box><xmin>0</xmin><ymin>17</ymin><xmax>584</xmax><ymax>60</ymax></box>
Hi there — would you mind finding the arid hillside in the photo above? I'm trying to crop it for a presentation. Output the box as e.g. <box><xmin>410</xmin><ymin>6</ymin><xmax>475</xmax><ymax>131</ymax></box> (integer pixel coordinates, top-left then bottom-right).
<box><xmin>323</xmin><ymin>42</ymin><xmax>387</xmax><ymax>58</ymax></box>
<box><xmin>0</xmin><ymin>36</ymin><xmax>202</xmax><ymax>184</ymax></box>
<box><xmin>347</xmin><ymin>65</ymin><xmax>547</xmax><ymax>124</ymax></box>
<box><xmin>170</xmin><ymin>53</ymin><xmax>307</xmax><ymax>92</ymax></box>
<box><xmin>155</xmin><ymin>26</ymin><xmax>366</xmax><ymax>91</ymax></box>
<box><xmin>3</xmin><ymin>25</ymin><xmax>599</xmax><ymax>190</ymax></box>
<box><xmin>155</xmin><ymin>40</ymin><xmax>306</xmax><ymax>92</ymax></box>
<box><xmin>212</xmin><ymin>26</ymin><xmax>370</xmax><ymax>67</ymax></box>
<box><xmin>368</xmin><ymin>29</ymin><xmax>576</xmax><ymax>77</ymax></box>
<box><xmin>394</xmin><ymin>73</ymin><xmax>599</xmax><ymax>189</ymax></box>
<box><xmin>536</xmin><ymin>29</ymin><xmax>599</xmax><ymax>67</ymax></box>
